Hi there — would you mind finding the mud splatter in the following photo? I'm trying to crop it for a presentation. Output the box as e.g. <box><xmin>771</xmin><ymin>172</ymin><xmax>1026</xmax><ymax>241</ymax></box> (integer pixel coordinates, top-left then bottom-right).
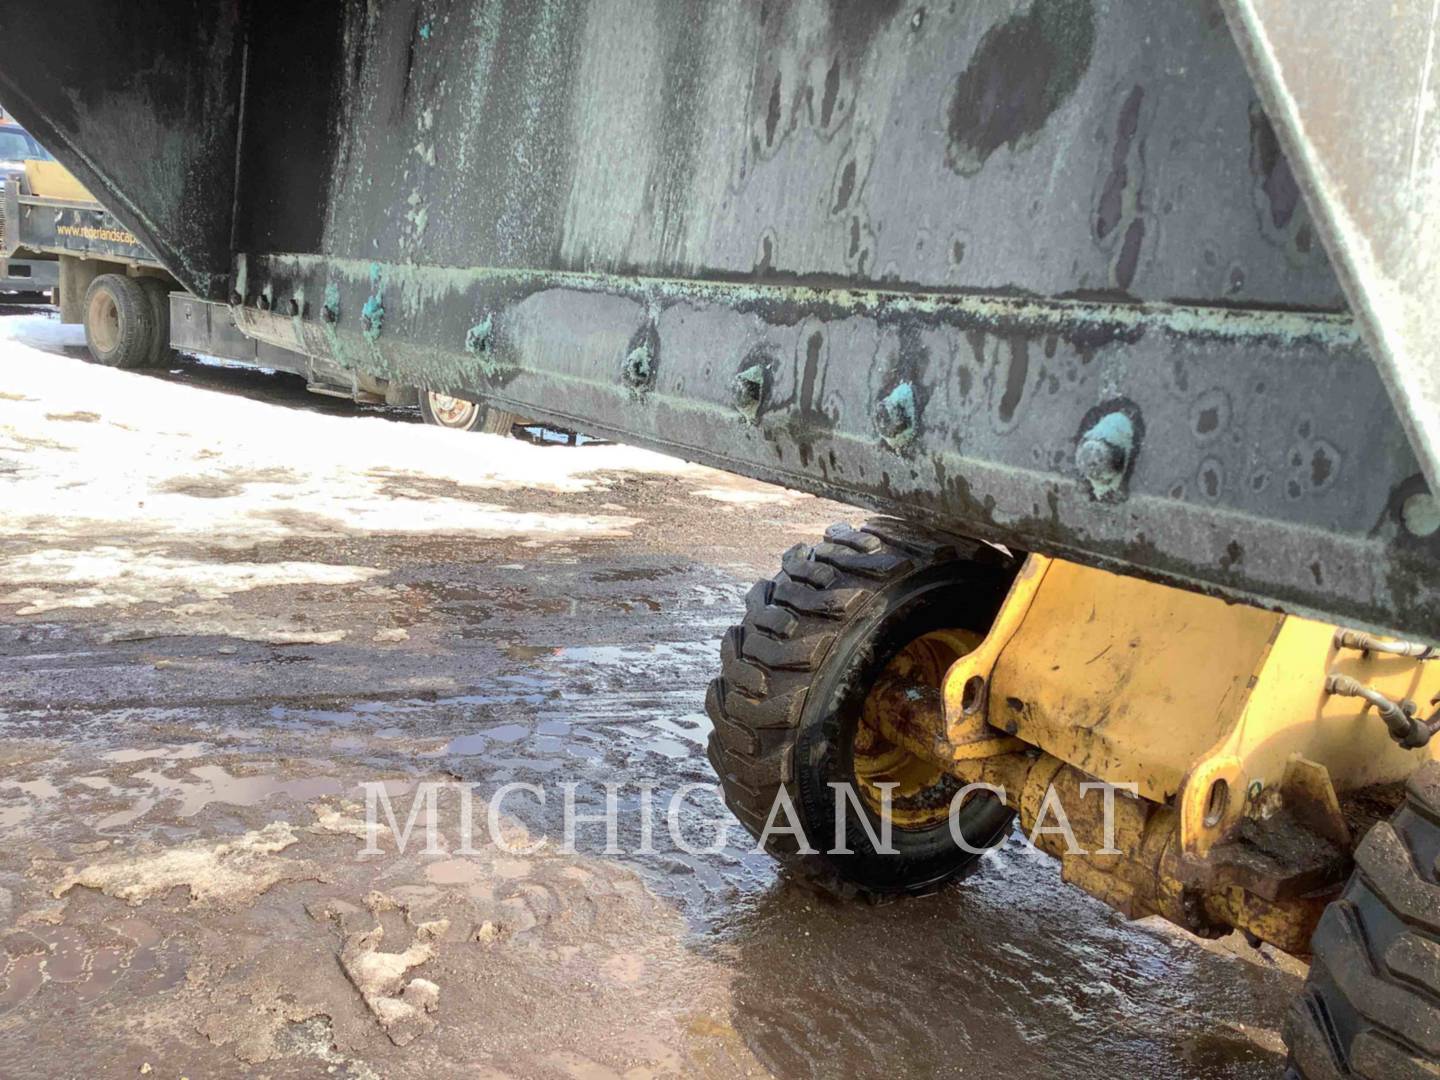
<box><xmin>1096</xmin><ymin>86</ymin><xmax>1144</xmax><ymax>241</ymax></box>
<box><xmin>1249</xmin><ymin>103</ymin><xmax>1301</xmax><ymax>231</ymax></box>
<box><xmin>946</xmin><ymin>0</ymin><xmax>1097</xmax><ymax>174</ymax></box>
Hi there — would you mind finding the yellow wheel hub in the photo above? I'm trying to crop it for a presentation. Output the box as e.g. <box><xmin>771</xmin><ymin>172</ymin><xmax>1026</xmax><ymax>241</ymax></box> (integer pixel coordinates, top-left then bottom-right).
<box><xmin>853</xmin><ymin>628</ymin><xmax>982</xmax><ymax>830</ymax></box>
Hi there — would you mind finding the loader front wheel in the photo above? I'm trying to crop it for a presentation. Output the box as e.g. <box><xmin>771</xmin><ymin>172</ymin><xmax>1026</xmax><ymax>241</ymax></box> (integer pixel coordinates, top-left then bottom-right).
<box><xmin>705</xmin><ymin>518</ymin><xmax>1019</xmax><ymax>893</ymax></box>
<box><xmin>1285</xmin><ymin>761</ymin><xmax>1440</xmax><ymax>1078</ymax></box>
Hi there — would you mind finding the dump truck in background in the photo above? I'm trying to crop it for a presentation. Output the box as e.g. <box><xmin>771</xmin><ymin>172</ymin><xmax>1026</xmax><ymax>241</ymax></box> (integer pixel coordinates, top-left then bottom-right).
<box><xmin>0</xmin><ymin>149</ymin><xmax>516</xmax><ymax>431</ymax></box>
<box><xmin>2</xmin><ymin>4</ymin><xmax>1438</xmax><ymax>1076</ymax></box>
<box><xmin>0</xmin><ymin>117</ymin><xmax>59</xmax><ymax>299</ymax></box>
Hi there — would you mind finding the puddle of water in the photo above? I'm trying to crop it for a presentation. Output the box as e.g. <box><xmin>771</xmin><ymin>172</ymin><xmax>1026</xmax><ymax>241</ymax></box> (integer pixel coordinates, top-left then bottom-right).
<box><xmin>386</xmin><ymin>640</ymin><xmax>1286</xmax><ymax>1074</ymax></box>
<box><xmin>441</xmin><ymin>733</ymin><xmax>488</xmax><ymax>756</ymax></box>
<box><xmin>0</xmin><ymin>777</ymin><xmax>63</xmax><ymax>829</ymax></box>
<box><xmin>639</xmin><ymin>737</ymin><xmax>691</xmax><ymax>760</ymax></box>
<box><xmin>514</xmin><ymin>424</ymin><xmax>600</xmax><ymax>447</ymax></box>
<box><xmin>86</xmin><ymin>765</ymin><xmax>342</xmax><ymax>828</ymax></box>
<box><xmin>710</xmin><ymin>841</ymin><xmax>1298</xmax><ymax>1077</ymax></box>
<box><xmin>554</xmin><ymin>642</ymin><xmax>708</xmax><ymax>667</ymax></box>
<box><xmin>150</xmin><ymin>765</ymin><xmax>342</xmax><ymax>817</ymax></box>
<box><xmin>0</xmin><ymin>609</ymin><xmax>1297</xmax><ymax>1075</ymax></box>
<box><xmin>101</xmin><ymin>743</ymin><xmax>208</xmax><ymax>764</ymax></box>
<box><xmin>269</xmin><ymin>705</ymin><xmax>360</xmax><ymax>727</ymax></box>
<box><xmin>14</xmin><ymin>635</ymin><xmax>1286</xmax><ymax>1078</ymax></box>
<box><xmin>0</xmin><ymin>914</ymin><xmax>188</xmax><ymax>1016</ymax></box>
<box><xmin>503</xmin><ymin>643</ymin><xmax>559</xmax><ymax>661</ymax></box>
<box><xmin>589</xmin><ymin>566</ymin><xmax>683</xmax><ymax>583</ymax></box>
<box><xmin>439</xmin><ymin>682</ymin><xmax>555</xmax><ymax>708</ymax></box>
<box><xmin>0</xmin><ymin>954</ymin><xmax>45</xmax><ymax>1009</ymax></box>
<box><xmin>1</xmin><ymin>779</ymin><xmax>61</xmax><ymax>800</ymax></box>
<box><xmin>94</xmin><ymin>798</ymin><xmax>157</xmax><ymax>831</ymax></box>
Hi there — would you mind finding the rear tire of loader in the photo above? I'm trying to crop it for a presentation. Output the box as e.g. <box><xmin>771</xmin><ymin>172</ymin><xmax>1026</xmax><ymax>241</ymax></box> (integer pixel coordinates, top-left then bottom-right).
<box><xmin>1285</xmin><ymin>761</ymin><xmax>1440</xmax><ymax>1078</ymax></box>
<box><xmin>82</xmin><ymin>274</ymin><xmax>154</xmax><ymax>370</ymax></box>
<box><xmin>705</xmin><ymin>517</ymin><xmax>1020</xmax><ymax>894</ymax></box>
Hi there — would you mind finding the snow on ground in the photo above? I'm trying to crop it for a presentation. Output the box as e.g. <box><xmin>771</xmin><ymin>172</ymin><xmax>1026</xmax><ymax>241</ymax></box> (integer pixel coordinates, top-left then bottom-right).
<box><xmin>0</xmin><ymin>312</ymin><xmax>807</xmax><ymax>639</ymax></box>
<box><xmin>0</xmin><ymin>307</ymin><xmax>84</xmax><ymax>353</ymax></box>
<box><xmin>3</xmin><ymin>547</ymin><xmax>384</xmax><ymax>616</ymax></box>
<box><xmin>0</xmin><ymin>313</ymin><xmax>809</xmax><ymax>547</ymax></box>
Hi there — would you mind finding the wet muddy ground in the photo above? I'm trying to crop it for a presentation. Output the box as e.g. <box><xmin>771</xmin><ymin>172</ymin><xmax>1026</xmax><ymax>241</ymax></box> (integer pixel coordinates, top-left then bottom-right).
<box><xmin>0</xmin><ymin>308</ymin><xmax>1304</xmax><ymax>1078</ymax></box>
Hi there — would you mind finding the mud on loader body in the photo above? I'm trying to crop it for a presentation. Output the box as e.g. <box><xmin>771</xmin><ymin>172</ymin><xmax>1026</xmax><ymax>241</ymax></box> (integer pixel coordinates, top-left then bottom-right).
<box><xmin>4</xmin><ymin>2</ymin><xmax>1440</xmax><ymax>1075</ymax></box>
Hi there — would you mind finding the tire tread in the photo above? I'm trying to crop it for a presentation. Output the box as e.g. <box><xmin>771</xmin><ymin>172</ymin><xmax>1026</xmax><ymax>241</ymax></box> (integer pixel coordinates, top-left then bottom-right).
<box><xmin>1287</xmin><ymin>762</ymin><xmax>1440</xmax><ymax>1078</ymax></box>
<box><xmin>705</xmin><ymin>518</ymin><xmax>1009</xmax><ymax>870</ymax></box>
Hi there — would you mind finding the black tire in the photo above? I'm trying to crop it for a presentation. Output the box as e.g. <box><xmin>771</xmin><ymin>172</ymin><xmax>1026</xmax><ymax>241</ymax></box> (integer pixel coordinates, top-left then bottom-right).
<box><xmin>706</xmin><ymin>517</ymin><xmax>1020</xmax><ymax>893</ymax></box>
<box><xmin>136</xmin><ymin>277</ymin><xmax>176</xmax><ymax>368</ymax></box>
<box><xmin>82</xmin><ymin>273</ymin><xmax>154</xmax><ymax>369</ymax></box>
<box><xmin>418</xmin><ymin>389</ymin><xmax>517</xmax><ymax>434</ymax></box>
<box><xmin>1286</xmin><ymin>761</ymin><xmax>1440</xmax><ymax>1078</ymax></box>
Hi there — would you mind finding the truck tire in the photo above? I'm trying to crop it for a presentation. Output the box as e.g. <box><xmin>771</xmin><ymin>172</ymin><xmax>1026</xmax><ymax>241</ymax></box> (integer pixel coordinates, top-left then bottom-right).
<box><xmin>419</xmin><ymin>390</ymin><xmax>517</xmax><ymax>435</ymax></box>
<box><xmin>82</xmin><ymin>274</ymin><xmax>155</xmax><ymax>369</ymax></box>
<box><xmin>706</xmin><ymin>518</ymin><xmax>1019</xmax><ymax>893</ymax></box>
<box><xmin>137</xmin><ymin>277</ymin><xmax>176</xmax><ymax>368</ymax></box>
<box><xmin>1285</xmin><ymin>761</ymin><xmax>1440</xmax><ymax>1078</ymax></box>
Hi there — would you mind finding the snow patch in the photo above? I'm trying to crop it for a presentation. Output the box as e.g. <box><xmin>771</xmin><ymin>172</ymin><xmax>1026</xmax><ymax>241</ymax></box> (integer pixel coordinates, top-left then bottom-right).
<box><xmin>0</xmin><ymin>547</ymin><xmax>383</xmax><ymax>615</ymax></box>
<box><xmin>0</xmin><ymin>317</ymin><xmax>794</xmax><ymax>545</ymax></box>
<box><xmin>340</xmin><ymin>898</ymin><xmax>448</xmax><ymax>1046</ymax></box>
<box><xmin>693</xmin><ymin>486</ymin><xmax>793</xmax><ymax>505</ymax></box>
<box><xmin>53</xmin><ymin>821</ymin><xmax>310</xmax><ymax>907</ymax></box>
